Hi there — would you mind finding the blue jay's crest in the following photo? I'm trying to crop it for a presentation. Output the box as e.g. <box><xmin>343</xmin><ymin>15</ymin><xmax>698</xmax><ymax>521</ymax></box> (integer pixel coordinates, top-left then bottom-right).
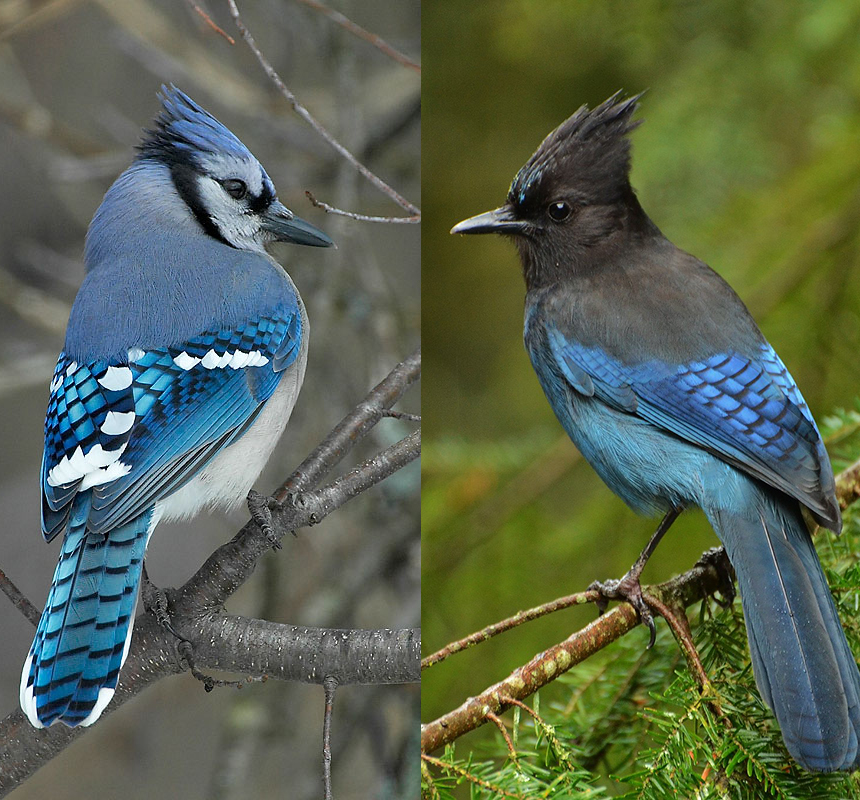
<box><xmin>509</xmin><ymin>91</ymin><xmax>643</xmax><ymax>211</ymax></box>
<box><xmin>119</xmin><ymin>85</ymin><xmax>332</xmax><ymax>254</ymax></box>
<box><xmin>138</xmin><ymin>85</ymin><xmax>255</xmax><ymax>168</ymax></box>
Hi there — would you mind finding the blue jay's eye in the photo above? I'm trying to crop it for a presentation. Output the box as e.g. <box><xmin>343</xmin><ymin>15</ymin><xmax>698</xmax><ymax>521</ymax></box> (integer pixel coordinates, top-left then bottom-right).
<box><xmin>547</xmin><ymin>200</ymin><xmax>573</xmax><ymax>222</ymax></box>
<box><xmin>221</xmin><ymin>179</ymin><xmax>248</xmax><ymax>200</ymax></box>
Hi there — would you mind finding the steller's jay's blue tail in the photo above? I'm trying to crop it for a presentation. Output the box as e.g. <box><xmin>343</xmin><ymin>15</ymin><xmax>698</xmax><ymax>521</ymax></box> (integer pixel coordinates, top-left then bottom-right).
<box><xmin>709</xmin><ymin>491</ymin><xmax>860</xmax><ymax>770</ymax></box>
<box><xmin>452</xmin><ymin>92</ymin><xmax>860</xmax><ymax>771</ymax></box>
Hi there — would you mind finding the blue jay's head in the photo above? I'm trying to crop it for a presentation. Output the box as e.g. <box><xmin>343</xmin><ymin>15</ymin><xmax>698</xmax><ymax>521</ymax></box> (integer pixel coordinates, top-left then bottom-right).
<box><xmin>136</xmin><ymin>85</ymin><xmax>333</xmax><ymax>253</ymax></box>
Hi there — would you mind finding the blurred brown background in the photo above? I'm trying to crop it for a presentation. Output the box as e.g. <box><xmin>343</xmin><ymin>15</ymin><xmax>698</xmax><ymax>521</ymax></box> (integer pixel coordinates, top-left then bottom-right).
<box><xmin>0</xmin><ymin>2</ymin><xmax>419</xmax><ymax>799</ymax></box>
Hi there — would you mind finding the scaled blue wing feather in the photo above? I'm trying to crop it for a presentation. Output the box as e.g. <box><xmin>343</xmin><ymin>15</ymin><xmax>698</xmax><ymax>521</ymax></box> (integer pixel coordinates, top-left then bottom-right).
<box><xmin>546</xmin><ymin>325</ymin><xmax>830</xmax><ymax>521</ymax></box>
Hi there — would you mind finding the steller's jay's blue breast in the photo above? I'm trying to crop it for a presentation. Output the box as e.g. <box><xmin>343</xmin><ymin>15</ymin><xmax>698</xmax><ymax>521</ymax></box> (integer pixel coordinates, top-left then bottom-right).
<box><xmin>452</xmin><ymin>92</ymin><xmax>860</xmax><ymax>772</ymax></box>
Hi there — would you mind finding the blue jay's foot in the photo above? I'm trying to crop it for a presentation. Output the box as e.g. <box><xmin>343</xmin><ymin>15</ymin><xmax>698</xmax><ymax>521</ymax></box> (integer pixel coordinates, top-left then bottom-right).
<box><xmin>248</xmin><ymin>489</ymin><xmax>284</xmax><ymax>550</ymax></box>
<box><xmin>695</xmin><ymin>547</ymin><xmax>736</xmax><ymax>608</ymax></box>
<box><xmin>142</xmin><ymin>565</ymin><xmax>241</xmax><ymax>693</ymax></box>
<box><xmin>587</xmin><ymin>507</ymin><xmax>682</xmax><ymax>648</ymax></box>
<box><xmin>142</xmin><ymin>563</ymin><xmax>179</xmax><ymax>635</ymax></box>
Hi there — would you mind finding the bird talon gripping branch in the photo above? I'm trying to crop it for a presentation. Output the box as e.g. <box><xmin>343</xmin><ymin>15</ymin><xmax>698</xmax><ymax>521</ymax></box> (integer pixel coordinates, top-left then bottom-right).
<box><xmin>588</xmin><ymin>574</ymin><xmax>657</xmax><ymax>649</ymax></box>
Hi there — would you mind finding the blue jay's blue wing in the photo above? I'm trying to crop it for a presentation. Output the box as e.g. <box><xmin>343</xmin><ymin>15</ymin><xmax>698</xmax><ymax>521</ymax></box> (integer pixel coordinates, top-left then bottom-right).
<box><xmin>42</xmin><ymin>356</ymin><xmax>137</xmax><ymax>541</ymax></box>
<box><xmin>41</xmin><ymin>307</ymin><xmax>302</xmax><ymax>537</ymax></box>
<box><xmin>545</xmin><ymin>325</ymin><xmax>833</xmax><ymax>522</ymax></box>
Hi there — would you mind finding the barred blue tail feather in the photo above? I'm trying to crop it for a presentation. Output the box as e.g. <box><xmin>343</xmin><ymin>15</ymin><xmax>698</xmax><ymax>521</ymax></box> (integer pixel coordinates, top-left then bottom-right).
<box><xmin>710</xmin><ymin>493</ymin><xmax>860</xmax><ymax>771</ymax></box>
<box><xmin>21</xmin><ymin>509</ymin><xmax>153</xmax><ymax>727</ymax></box>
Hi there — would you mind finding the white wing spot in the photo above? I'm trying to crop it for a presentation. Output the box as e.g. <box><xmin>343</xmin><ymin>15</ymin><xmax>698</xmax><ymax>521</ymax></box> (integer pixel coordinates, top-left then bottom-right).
<box><xmin>173</xmin><ymin>351</ymin><xmax>201</xmax><ymax>371</ymax></box>
<box><xmin>127</xmin><ymin>348</ymin><xmax>145</xmax><ymax>362</ymax></box>
<box><xmin>50</xmin><ymin>374</ymin><xmax>63</xmax><ymax>393</ymax></box>
<box><xmin>101</xmin><ymin>410</ymin><xmax>135</xmax><ymax>436</ymax></box>
<box><xmin>98</xmin><ymin>366</ymin><xmax>133</xmax><ymax>391</ymax></box>
<box><xmin>65</xmin><ymin>361</ymin><xmax>78</xmax><ymax>378</ymax></box>
<box><xmin>200</xmin><ymin>349</ymin><xmax>221</xmax><ymax>369</ymax></box>
<box><xmin>176</xmin><ymin>348</ymin><xmax>270</xmax><ymax>370</ymax></box>
<box><xmin>47</xmin><ymin>443</ymin><xmax>129</xmax><ymax>487</ymax></box>
<box><xmin>79</xmin><ymin>460</ymin><xmax>132</xmax><ymax>490</ymax></box>
<box><xmin>228</xmin><ymin>351</ymin><xmax>251</xmax><ymax>369</ymax></box>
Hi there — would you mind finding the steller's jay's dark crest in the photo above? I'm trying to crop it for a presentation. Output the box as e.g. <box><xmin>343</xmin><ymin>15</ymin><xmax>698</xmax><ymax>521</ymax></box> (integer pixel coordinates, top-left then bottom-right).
<box><xmin>451</xmin><ymin>92</ymin><xmax>860</xmax><ymax>772</ymax></box>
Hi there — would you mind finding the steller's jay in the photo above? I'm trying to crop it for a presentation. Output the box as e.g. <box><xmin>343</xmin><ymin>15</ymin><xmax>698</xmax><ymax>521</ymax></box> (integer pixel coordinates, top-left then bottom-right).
<box><xmin>451</xmin><ymin>92</ymin><xmax>860</xmax><ymax>772</ymax></box>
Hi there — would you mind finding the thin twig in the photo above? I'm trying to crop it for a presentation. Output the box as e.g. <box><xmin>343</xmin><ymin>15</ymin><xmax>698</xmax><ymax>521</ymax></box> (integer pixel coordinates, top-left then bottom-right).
<box><xmin>185</xmin><ymin>0</ymin><xmax>235</xmax><ymax>43</ymax></box>
<box><xmin>305</xmin><ymin>192</ymin><xmax>419</xmax><ymax>223</ymax></box>
<box><xmin>322</xmin><ymin>676</ymin><xmax>338</xmax><ymax>800</ymax></box>
<box><xmin>382</xmin><ymin>408</ymin><xmax>420</xmax><ymax>422</ymax></box>
<box><xmin>0</xmin><ymin>567</ymin><xmax>40</xmax><ymax>626</ymax></box>
<box><xmin>280</xmin><ymin>347</ymin><xmax>420</xmax><ymax>497</ymax></box>
<box><xmin>485</xmin><ymin>711</ymin><xmax>518</xmax><ymax>762</ymax></box>
<box><xmin>420</xmin><ymin>754</ymin><xmax>524</xmax><ymax>799</ymax></box>
<box><xmin>420</xmin><ymin>550</ymin><xmax>731</xmax><ymax>753</ymax></box>
<box><xmin>283</xmin><ymin>430</ymin><xmax>420</xmax><ymax>530</ymax></box>
<box><xmin>294</xmin><ymin>0</ymin><xmax>419</xmax><ymax>73</ymax></box>
<box><xmin>422</xmin><ymin>588</ymin><xmax>597</xmax><ymax>670</ymax></box>
<box><xmin>227</xmin><ymin>0</ymin><xmax>420</xmax><ymax>217</ymax></box>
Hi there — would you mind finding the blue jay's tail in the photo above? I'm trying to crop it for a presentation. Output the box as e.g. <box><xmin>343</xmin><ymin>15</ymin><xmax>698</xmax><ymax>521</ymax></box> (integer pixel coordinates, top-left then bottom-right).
<box><xmin>20</xmin><ymin>509</ymin><xmax>153</xmax><ymax>728</ymax></box>
<box><xmin>710</xmin><ymin>491</ymin><xmax>860</xmax><ymax>771</ymax></box>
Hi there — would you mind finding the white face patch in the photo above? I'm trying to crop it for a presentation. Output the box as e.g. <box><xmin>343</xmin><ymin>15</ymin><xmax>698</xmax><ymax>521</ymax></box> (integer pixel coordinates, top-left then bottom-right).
<box><xmin>197</xmin><ymin>151</ymin><xmax>264</xmax><ymax>198</ymax></box>
<box><xmin>173</xmin><ymin>348</ymin><xmax>269</xmax><ymax>371</ymax></box>
<box><xmin>196</xmin><ymin>175</ymin><xmax>265</xmax><ymax>253</ymax></box>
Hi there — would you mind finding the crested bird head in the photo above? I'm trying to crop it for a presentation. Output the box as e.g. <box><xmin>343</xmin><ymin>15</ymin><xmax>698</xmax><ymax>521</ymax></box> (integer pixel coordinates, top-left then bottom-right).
<box><xmin>451</xmin><ymin>92</ymin><xmax>656</xmax><ymax>288</ymax></box>
<box><xmin>135</xmin><ymin>85</ymin><xmax>333</xmax><ymax>253</ymax></box>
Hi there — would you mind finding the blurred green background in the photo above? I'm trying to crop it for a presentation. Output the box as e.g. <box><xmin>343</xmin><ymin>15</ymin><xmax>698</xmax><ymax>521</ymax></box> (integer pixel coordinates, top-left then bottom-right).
<box><xmin>422</xmin><ymin>0</ymin><xmax>860</xmax><ymax>761</ymax></box>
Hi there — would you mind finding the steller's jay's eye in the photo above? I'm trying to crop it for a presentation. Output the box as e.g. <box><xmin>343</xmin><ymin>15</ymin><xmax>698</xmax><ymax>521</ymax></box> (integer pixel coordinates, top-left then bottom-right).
<box><xmin>221</xmin><ymin>179</ymin><xmax>248</xmax><ymax>200</ymax></box>
<box><xmin>547</xmin><ymin>200</ymin><xmax>573</xmax><ymax>222</ymax></box>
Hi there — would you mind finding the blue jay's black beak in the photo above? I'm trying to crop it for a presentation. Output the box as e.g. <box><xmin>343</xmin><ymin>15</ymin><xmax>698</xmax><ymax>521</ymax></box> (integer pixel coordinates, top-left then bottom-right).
<box><xmin>451</xmin><ymin>205</ymin><xmax>527</xmax><ymax>235</ymax></box>
<box><xmin>262</xmin><ymin>201</ymin><xmax>335</xmax><ymax>248</ymax></box>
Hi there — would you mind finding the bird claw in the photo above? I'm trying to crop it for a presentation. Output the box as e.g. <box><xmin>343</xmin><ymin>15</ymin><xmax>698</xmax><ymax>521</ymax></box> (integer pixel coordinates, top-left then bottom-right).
<box><xmin>247</xmin><ymin>489</ymin><xmax>282</xmax><ymax>549</ymax></box>
<box><xmin>588</xmin><ymin>573</ymin><xmax>657</xmax><ymax>649</ymax></box>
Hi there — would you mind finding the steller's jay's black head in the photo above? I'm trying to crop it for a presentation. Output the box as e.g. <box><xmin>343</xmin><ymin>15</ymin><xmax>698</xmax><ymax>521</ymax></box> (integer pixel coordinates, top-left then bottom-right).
<box><xmin>452</xmin><ymin>92</ymin><xmax>660</xmax><ymax>289</ymax></box>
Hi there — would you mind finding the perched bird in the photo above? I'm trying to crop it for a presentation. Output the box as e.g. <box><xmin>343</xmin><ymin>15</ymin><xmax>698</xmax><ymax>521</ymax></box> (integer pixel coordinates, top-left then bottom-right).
<box><xmin>451</xmin><ymin>93</ymin><xmax>860</xmax><ymax>772</ymax></box>
<box><xmin>21</xmin><ymin>86</ymin><xmax>333</xmax><ymax>728</ymax></box>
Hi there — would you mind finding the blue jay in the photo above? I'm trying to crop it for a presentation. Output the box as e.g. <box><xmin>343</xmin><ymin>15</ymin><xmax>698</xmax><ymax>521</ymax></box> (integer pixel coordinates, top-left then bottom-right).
<box><xmin>452</xmin><ymin>93</ymin><xmax>860</xmax><ymax>772</ymax></box>
<box><xmin>21</xmin><ymin>86</ymin><xmax>333</xmax><ymax>728</ymax></box>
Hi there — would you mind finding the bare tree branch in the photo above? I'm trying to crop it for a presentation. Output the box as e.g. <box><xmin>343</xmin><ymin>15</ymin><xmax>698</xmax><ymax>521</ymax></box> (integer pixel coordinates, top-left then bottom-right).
<box><xmin>0</xmin><ymin>568</ymin><xmax>40</xmax><ymax>627</ymax></box>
